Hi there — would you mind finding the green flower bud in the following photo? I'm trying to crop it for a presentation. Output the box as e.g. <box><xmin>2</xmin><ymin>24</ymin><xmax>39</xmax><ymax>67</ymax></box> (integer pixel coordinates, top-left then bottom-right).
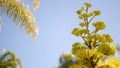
<box><xmin>93</xmin><ymin>10</ymin><xmax>101</xmax><ymax>16</ymax></box>
<box><xmin>72</xmin><ymin>28</ymin><xmax>80</xmax><ymax>36</ymax></box>
<box><xmin>82</xmin><ymin>13</ymin><xmax>89</xmax><ymax>18</ymax></box>
<box><xmin>102</xmin><ymin>34</ymin><xmax>113</xmax><ymax>43</ymax></box>
<box><xmin>76</xmin><ymin>9</ymin><xmax>82</xmax><ymax>15</ymax></box>
<box><xmin>79</xmin><ymin>22</ymin><xmax>86</xmax><ymax>27</ymax></box>
<box><xmin>72</xmin><ymin>42</ymin><xmax>82</xmax><ymax>48</ymax></box>
<box><xmin>79</xmin><ymin>15</ymin><xmax>83</xmax><ymax>19</ymax></box>
<box><xmin>84</xmin><ymin>2</ymin><xmax>92</xmax><ymax>8</ymax></box>
<box><xmin>72</xmin><ymin>42</ymin><xmax>86</xmax><ymax>55</ymax></box>
<box><xmin>101</xmin><ymin>36</ymin><xmax>106</xmax><ymax>43</ymax></box>
<box><xmin>95</xmin><ymin>34</ymin><xmax>102</xmax><ymax>42</ymax></box>
<box><xmin>72</xmin><ymin>28</ymin><xmax>89</xmax><ymax>37</ymax></box>
<box><xmin>97</xmin><ymin>43</ymin><xmax>115</xmax><ymax>56</ymax></box>
<box><xmin>81</xmin><ymin>29</ymin><xmax>89</xmax><ymax>34</ymax></box>
<box><xmin>93</xmin><ymin>21</ymin><xmax>106</xmax><ymax>31</ymax></box>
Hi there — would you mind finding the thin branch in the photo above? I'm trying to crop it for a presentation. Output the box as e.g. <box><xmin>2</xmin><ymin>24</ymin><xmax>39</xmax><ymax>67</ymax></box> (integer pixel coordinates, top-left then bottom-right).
<box><xmin>88</xmin><ymin>15</ymin><xmax>96</xmax><ymax>24</ymax></box>
<box><xmin>81</xmin><ymin>36</ymin><xmax>91</xmax><ymax>49</ymax></box>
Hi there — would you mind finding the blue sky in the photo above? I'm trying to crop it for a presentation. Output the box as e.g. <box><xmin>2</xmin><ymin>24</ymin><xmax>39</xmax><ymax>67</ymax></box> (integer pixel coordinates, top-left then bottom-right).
<box><xmin>0</xmin><ymin>0</ymin><xmax>120</xmax><ymax>68</ymax></box>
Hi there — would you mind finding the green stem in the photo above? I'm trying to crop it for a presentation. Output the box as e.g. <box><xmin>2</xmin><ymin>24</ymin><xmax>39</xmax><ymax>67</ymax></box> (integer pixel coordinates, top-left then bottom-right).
<box><xmin>88</xmin><ymin>15</ymin><xmax>96</xmax><ymax>24</ymax></box>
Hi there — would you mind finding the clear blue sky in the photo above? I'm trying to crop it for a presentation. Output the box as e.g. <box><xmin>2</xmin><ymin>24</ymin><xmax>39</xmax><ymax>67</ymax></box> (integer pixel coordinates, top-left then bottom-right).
<box><xmin>0</xmin><ymin>0</ymin><xmax>120</xmax><ymax>68</ymax></box>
